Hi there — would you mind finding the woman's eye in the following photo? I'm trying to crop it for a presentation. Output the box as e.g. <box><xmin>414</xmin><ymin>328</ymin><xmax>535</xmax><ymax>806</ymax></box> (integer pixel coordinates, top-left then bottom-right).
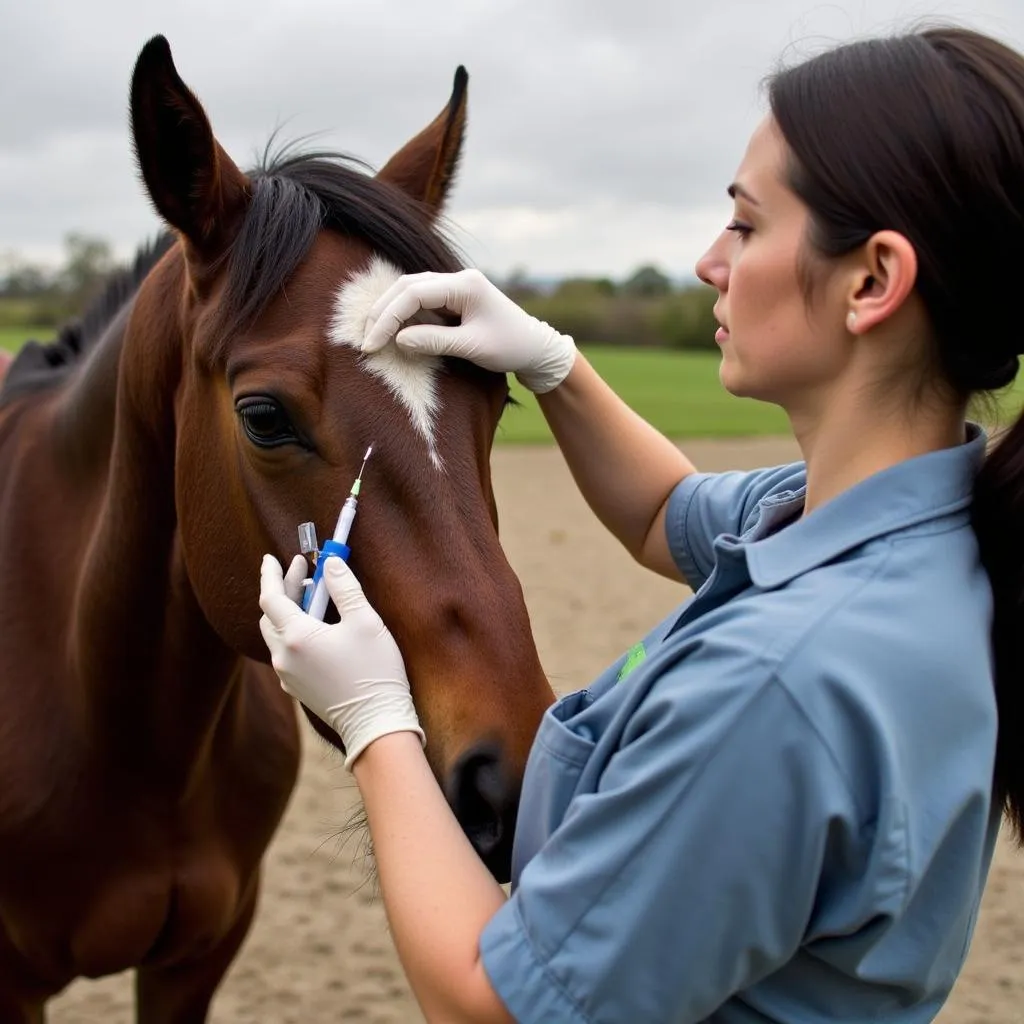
<box><xmin>726</xmin><ymin>219</ymin><xmax>753</xmax><ymax>239</ymax></box>
<box><xmin>237</xmin><ymin>398</ymin><xmax>300</xmax><ymax>448</ymax></box>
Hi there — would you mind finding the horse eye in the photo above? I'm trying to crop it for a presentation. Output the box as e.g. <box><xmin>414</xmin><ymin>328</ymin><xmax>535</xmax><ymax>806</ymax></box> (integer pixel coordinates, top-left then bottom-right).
<box><xmin>236</xmin><ymin>397</ymin><xmax>300</xmax><ymax>448</ymax></box>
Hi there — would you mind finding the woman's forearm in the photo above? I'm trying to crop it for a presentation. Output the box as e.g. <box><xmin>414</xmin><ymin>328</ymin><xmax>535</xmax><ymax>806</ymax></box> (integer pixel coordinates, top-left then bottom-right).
<box><xmin>352</xmin><ymin>733</ymin><xmax>514</xmax><ymax>1024</ymax></box>
<box><xmin>537</xmin><ymin>352</ymin><xmax>695</xmax><ymax>572</ymax></box>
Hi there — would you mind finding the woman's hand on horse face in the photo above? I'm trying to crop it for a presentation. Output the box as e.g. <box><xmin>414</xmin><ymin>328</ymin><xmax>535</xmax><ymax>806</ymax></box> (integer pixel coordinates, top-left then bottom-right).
<box><xmin>258</xmin><ymin>554</ymin><xmax>425</xmax><ymax>768</ymax></box>
<box><xmin>360</xmin><ymin>268</ymin><xmax>577</xmax><ymax>394</ymax></box>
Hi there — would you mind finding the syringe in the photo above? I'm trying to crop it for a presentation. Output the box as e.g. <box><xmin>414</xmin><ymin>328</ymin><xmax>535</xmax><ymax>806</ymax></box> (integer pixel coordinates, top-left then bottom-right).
<box><xmin>300</xmin><ymin>445</ymin><xmax>373</xmax><ymax>620</ymax></box>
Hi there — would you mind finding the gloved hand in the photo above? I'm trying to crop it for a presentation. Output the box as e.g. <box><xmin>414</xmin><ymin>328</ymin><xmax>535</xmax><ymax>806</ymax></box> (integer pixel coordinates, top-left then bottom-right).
<box><xmin>258</xmin><ymin>553</ymin><xmax>425</xmax><ymax>768</ymax></box>
<box><xmin>360</xmin><ymin>268</ymin><xmax>577</xmax><ymax>394</ymax></box>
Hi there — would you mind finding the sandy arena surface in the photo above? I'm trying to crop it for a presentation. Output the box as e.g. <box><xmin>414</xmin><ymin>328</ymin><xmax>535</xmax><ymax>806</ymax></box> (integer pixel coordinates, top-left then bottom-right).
<box><xmin>49</xmin><ymin>438</ymin><xmax>1024</xmax><ymax>1022</ymax></box>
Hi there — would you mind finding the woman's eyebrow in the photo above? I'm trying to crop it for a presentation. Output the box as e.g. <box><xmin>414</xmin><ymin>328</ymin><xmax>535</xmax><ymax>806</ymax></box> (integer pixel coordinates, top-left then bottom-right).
<box><xmin>727</xmin><ymin>182</ymin><xmax>760</xmax><ymax>205</ymax></box>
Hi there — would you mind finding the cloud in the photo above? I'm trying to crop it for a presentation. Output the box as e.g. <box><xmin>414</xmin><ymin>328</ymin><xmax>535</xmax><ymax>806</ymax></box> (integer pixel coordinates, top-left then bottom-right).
<box><xmin>2</xmin><ymin>0</ymin><xmax>1023</xmax><ymax>276</ymax></box>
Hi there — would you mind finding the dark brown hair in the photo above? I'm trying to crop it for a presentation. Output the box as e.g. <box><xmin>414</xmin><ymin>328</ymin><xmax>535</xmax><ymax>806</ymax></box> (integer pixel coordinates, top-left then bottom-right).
<box><xmin>768</xmin><ymin>26</ymin><xmax>1024</xmax><ymax>841</ymax></box>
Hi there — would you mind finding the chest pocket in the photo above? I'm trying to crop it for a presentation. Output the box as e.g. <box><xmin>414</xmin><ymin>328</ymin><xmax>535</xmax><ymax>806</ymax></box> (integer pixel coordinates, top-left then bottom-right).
<box><xmin>511</xmin><ymin>690</ymin><xmax>597</xmax><ymax>886</ymax></box>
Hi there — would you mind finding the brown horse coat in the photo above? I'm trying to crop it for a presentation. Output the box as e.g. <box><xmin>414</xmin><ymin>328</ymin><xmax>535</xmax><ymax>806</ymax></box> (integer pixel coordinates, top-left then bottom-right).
<box><xmin>0</xmin><ymin>36</ymin><xmax>552</xmax><ymax>1022</ymax></box>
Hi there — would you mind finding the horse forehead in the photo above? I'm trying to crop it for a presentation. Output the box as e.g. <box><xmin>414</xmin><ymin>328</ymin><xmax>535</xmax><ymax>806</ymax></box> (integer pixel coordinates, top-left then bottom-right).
<box><xmin>329</xmin><ymin>256</ymin><xmax>444</xmax><ymax>471</ymax></box>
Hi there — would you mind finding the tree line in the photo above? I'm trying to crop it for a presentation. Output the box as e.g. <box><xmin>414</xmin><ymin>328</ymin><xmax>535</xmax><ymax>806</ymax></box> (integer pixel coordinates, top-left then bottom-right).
<box><xmin>507</xmin><ymin>265</ymin><xmax>718</xmax><ymax>351</ymax></box>
<box><xmin>0</xmin><ymin>236</ymin><xmax>719</xmax><ymax>351</ymax></box>
<box><xmin>0</xmin><ymin>234</ymin><xmax>117</xmax><ymax>328</ymax></box>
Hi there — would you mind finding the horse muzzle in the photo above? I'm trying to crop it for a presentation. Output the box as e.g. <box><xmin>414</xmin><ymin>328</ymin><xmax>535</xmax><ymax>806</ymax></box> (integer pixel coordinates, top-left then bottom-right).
<box><xmin>446</xmin><ymin>742</ymin><xmax>521</xmax><ymax>883</ymax></box>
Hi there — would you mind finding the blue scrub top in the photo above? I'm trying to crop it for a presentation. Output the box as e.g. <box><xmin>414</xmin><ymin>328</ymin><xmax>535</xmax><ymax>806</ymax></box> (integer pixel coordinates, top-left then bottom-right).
<box><xmin>480</xmin><ymin>425</ymin><xmax>1002</xmax><ymax>1023</ymax></box>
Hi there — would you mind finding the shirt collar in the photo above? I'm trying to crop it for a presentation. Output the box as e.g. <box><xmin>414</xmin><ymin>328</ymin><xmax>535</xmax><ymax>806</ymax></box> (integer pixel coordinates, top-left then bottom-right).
<box><xmin>743</xmin><ymin>423</ymin><xmax>987</xmax><ymax>589</ymax></box>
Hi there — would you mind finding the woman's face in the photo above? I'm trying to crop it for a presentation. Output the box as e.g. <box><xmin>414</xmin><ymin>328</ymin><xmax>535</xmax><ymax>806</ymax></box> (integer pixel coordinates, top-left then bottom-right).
<box><xmin>696</xmin><ymin>116</ymin><xmax>848</xmax><ymax>412</ymax></box>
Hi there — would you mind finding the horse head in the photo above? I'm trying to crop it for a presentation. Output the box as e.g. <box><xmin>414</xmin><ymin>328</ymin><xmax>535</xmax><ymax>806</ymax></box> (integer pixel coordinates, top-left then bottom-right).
<box><xmin>126</xmin><ymin>35</ymin><xmax>555</xmax><ymax>880</ymax></box>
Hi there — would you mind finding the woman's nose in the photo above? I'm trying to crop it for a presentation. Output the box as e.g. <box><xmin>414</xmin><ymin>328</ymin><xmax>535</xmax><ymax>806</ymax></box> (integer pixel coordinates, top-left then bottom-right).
<box><xmin>695</xmin><ymin>236</ymin><xmax>729</xmax><ymax>291</ymax></box>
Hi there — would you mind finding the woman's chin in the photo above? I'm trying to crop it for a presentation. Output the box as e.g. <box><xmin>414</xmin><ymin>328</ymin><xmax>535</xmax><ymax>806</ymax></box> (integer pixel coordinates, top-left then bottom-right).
<box><xmin>718</xmin><ymin>361</ymin><xmax>746</xmax><ymax>398</ymax></box>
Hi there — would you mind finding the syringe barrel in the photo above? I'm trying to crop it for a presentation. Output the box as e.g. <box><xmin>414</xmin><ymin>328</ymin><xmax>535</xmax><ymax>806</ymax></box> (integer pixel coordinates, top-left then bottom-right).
<box><xmin>306</xmin><ymin>577</ymin><xmax>331</xmax><ymax>620</ymax></box>
<box><xmin>333</xmin><ymin>495</ymin><xmax>358</xmax><ymax>544</ymax></box>
<box><xmin>301</xmin><ymin>486</ymin><xmax>360</xmax><ymax>621</ymax></box>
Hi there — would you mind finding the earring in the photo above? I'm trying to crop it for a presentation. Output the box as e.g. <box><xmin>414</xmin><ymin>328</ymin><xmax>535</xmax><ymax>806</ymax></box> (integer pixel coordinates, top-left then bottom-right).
<box><xmin>846</xmin><ymin>310</ymin><xmax>857</xmax><ymax>330</ymax></box>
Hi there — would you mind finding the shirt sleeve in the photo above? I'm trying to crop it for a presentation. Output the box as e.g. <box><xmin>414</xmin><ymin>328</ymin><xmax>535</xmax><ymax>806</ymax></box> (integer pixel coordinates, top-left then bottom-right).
<box><xmin>479</xmin><ymin>659</ymin><xmax>867</xmax><ymax>1024</ymax></box>
<box><xmin>666</xmin><ymin>463</ymin><xmax>805</xmax><ymax>590</ymax></box>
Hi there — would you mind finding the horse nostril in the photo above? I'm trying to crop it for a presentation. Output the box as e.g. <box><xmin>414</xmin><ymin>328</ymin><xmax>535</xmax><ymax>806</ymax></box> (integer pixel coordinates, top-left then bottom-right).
<box><xmin>447</xmin><ymin>745</ymin><xmax>519</xmax><ymax>883</ymax></box>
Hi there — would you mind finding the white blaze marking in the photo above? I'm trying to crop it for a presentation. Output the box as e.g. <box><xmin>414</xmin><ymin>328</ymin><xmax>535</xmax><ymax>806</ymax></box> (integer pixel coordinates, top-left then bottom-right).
<box><xmin>328</xmin><ymin>255</ymin><xmax>443</xmax><ymax>470</ymax></box>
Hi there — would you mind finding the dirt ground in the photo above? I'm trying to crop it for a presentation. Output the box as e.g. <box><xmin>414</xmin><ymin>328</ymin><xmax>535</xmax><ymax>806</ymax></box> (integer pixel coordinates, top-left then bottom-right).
<box><xmin>50</xmin><ymin>439</ymin><xmax>1024</xmax><ymax>1022</ymax></box>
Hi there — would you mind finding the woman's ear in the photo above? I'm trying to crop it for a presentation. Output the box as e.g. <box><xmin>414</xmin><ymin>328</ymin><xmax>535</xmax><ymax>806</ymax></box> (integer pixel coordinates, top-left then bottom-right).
<box><xmin>845</xmin><ymin>230</ymin><xmax>918</xmax><ymax>334</ymax></box>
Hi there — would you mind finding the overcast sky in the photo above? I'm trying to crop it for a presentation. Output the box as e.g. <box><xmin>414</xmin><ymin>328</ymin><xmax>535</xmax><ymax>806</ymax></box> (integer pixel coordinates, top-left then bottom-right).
<box><xmin>3</xmin><ymin>0</ymin><xmax>1023</xmax><ymax>280</ymax></box>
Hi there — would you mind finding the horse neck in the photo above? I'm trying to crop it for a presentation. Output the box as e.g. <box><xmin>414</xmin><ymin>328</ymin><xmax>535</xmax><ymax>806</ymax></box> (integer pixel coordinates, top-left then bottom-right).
<box><xmin>66</xmin><ymin>257</ymin><xmax>243</xmax><ymax>771</ymax></box>
<box><xmin>50</xmin><ymin>300</ymin><xmax>133</xmax><ymax>478</ymax></box>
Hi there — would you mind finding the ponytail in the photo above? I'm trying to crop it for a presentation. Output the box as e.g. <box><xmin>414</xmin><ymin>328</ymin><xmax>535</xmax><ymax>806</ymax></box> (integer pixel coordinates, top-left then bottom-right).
<box><xmin>973</xmin><ymin>412</ymin><xmax>1024</xmax><ymax>843</ymax></box>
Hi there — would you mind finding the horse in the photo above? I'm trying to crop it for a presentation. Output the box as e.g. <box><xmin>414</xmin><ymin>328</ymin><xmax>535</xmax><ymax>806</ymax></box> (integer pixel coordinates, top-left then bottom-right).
<box><xmin>0</xmin><ymin>34</ymin><xmax>555</xmax><ymax>1022</ymax></box>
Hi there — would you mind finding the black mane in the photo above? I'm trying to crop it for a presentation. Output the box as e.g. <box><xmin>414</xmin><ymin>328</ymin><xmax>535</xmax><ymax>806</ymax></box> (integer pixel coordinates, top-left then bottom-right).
<box><xmin>0</xmin><ymin>232</ymin><xmax>174</xmax><ymax>406</ymax></box>
<box><xmin>221</xmin><ymin>148</ymin><xmax>463</xmax><ymax>343</ymax></box>
<box><xmin>0</xmin><ymin>147</ymin><xmax>465</xmax><ymax>403</ymax></box>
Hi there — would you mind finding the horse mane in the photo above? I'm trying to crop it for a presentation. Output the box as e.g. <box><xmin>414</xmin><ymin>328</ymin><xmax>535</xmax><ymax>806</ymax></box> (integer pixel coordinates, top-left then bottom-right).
<box><xmin>212</xmin><ymin>143</ymin><xmax>466</xmax><ymax>358</ymax></box>
<box><xmin>0</xmin><ymin>143</ymin><xmax>466</xmax><ymax>405</ymax></box>
<box><xmin>0</xmin><ymin>233</ymin><xmax>175</xmax><ymax>406</ymax></box>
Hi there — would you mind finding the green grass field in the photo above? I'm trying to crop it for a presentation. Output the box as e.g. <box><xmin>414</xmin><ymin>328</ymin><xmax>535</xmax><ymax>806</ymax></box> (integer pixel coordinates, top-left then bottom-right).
<box><xmin>0</xmin><ymin>326</ymin><xmax>51</xmax><ymax>351</ymax></box>
<box><xmin>499</xmin><ymin>348</ymin><xmax>793</xmax><ymax>442</ymax></box>
<box><xmin>3</xmin><ymin>328</ymin><xmax>1022</xmax><ymax>443</ymax></box>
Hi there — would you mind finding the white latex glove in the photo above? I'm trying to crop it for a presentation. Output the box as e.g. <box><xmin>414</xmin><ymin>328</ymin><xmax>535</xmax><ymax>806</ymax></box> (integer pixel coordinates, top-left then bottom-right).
<box><xmin>258</xmin><ymin>553</ymin><xmax>425</xmax><ymax>768</ymax></box>
<box><xmin>360</xmin><ymin>268</ymin><xmax>577</xmax><ymax>394</ymax></box>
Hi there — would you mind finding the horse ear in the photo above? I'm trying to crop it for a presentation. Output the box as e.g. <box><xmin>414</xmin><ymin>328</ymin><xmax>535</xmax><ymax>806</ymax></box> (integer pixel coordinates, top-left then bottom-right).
<box><xmin>129</xmin><ymin>35</ymin><xmax>249</xmax><ymax>261</ymax></box>
<box><xmin>376</xmin><ymin>66</ymin><xmax>468</xmax><ymax>216</ymax></box>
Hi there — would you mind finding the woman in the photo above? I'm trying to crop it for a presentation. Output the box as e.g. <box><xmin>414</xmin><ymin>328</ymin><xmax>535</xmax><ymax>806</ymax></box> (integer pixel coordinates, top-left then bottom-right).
<box><xmin>259</xmin><ymin>25</ymin><xmax>1024</xmax><ymax>1023</ymax></box>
